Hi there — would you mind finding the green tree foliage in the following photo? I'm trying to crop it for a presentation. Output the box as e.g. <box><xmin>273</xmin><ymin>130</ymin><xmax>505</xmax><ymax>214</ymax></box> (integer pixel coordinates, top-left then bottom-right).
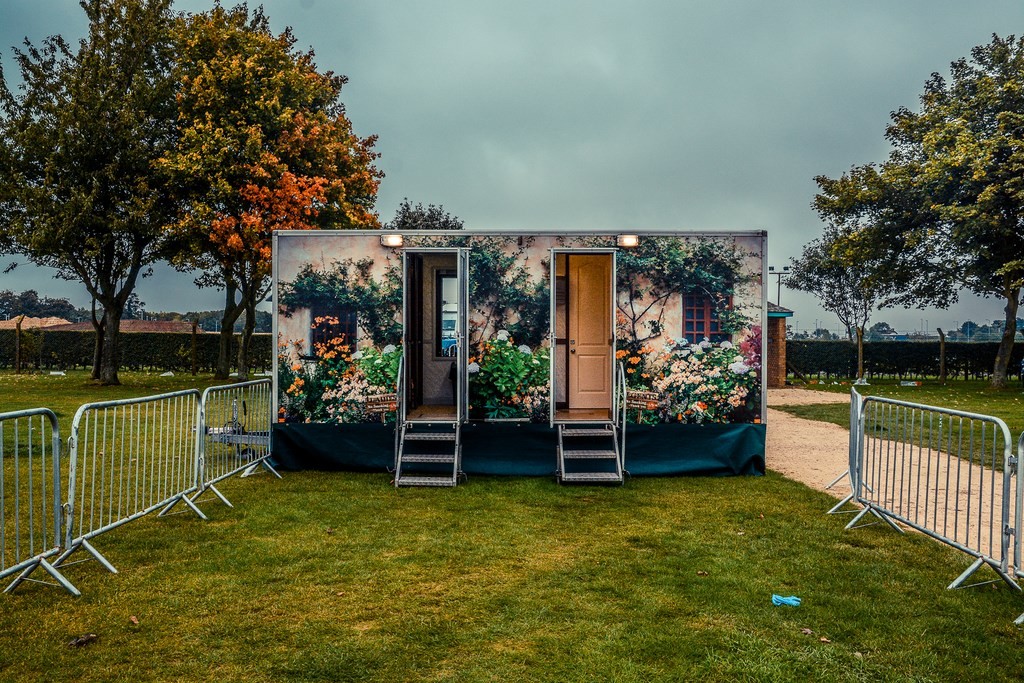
<box><xmin>0</xmin><ymin>0</ymin><xmax>177</xmax><ymax>385</ymax></box>
<box><xmin>615</xmin><ymin>236</ymin><xmax>753</xmax><ymax>350</ymax></box>
<box><xmin>815</xmin><ymin>35</ymin><xmax>1024</xmax><ymax>388</ymax></box>
<box><xmin>0</xmin><ymin>290</ymin><xmax>79</xmax><ymax>320</ymax></box>
<box><xmin>160</xmin><ymin>4</ymin><xmax>382</xmax><ymax>379</ymax></box>
<box><xmin>387</xmin><ymin>198</ymin><xmax>464</xmax><ymax>231</ymax></box>
<box><xmin>789</xmin><ymin>226</ymin><xmax>877</xmax><ymax>342</ymax></box>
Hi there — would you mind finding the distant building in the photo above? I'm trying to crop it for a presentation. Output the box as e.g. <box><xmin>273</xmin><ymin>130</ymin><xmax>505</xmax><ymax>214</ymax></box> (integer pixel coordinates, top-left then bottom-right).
<box><xmin>767</xmin><ymin>302</ymin><xmax>793</xmax><ymax>388</ymax></box>
<box><xmin>0</xmin><ymin>315</ymin><xmax>72</xmax><ymax>330</ymax></box>
<box><xmin>46</xmin><ymin>320</ymin><xmax>200</xmax><ymax>334</ymax></box>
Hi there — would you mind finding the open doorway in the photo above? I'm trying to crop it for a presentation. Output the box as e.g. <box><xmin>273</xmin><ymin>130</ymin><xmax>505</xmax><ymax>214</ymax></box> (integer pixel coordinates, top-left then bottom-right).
<box><xmin>552</xmin><ymin>252</ymin><xmax>614</xmax><ymax>422</ymax></box>
<box><xmin>403</xmin><ymin>250</ymin><xmax>467</xmax><ymax>422</ymax></box>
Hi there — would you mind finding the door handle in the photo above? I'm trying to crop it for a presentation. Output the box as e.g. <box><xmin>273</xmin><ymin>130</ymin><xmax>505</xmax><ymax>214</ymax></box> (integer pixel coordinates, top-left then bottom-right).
<box><xmin>570</xmin><ymin>349</ymin><xmax>576</xmax><ymax>354</ymax></box>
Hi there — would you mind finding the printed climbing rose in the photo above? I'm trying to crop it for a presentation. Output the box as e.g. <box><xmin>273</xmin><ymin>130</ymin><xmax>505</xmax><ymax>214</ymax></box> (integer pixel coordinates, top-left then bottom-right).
<box><xmin>650</xmin><ymin>336</ymin><xmax>760</xmax><ymax>424</ymax></box>
<box><xmin>468</xmin><ymin>331</ymin><xmax>550</xmax><ymax>421</ymax></box>
<box><xmin>277</xmin><ymin>317</ymin><xmax>402</xmax><ymax>424</ymax></box>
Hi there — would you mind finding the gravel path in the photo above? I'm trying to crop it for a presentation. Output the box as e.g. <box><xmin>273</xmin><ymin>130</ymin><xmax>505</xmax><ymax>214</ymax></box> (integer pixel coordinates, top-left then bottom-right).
<box><xmin>766</xmin><ymin>388</ymin><xmax>852</xmax><ymax>494</ymax></box>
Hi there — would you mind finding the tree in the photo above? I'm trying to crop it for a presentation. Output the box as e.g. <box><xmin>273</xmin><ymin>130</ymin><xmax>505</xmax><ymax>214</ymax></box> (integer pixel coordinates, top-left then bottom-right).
<box><xmin>788</xmin><ymin>225</ymin><xmax>878</xmax><ymax>379</ymax></box>
<box><xmin>0</xmin><ymin>289</ymin><xmax>78</xmax><ymax>319</ymax></box>
<box><xmin>122</xmin><ymin>292</ymin><xmax>146</xmax><ymax>320</ymax></box>
<box><xmin>865</xmin><ymin>321</ymin><xmax>896</xmax><ymax>341</ymax></box>
<box><xmin>387</xmin><ymin>198</ymin><xmax>464</xmax><ymax>231</ymax></box>
<box><xmin>816</xmin><ymin>35</ymin><xmax>1024</xmax><ymax>388</ymax></box>
<box><xmin>160</xmin><ymin>4</ymin><xmax>382</xmax><ymax>379</ymax></box>
<box><xmin>0</xmin><ymin>0</ymin><xmax>177</xmax><ymax>384</ymax></box>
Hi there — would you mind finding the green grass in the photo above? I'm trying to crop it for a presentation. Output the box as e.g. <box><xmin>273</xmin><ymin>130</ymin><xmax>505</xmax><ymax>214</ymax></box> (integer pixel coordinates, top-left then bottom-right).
<box><xmin>1</xmin><ymin>473</ymin><xmax>1023</xmax><ymax>681</ymax></box>
<box><xmin>775</xmin><ymin>380</ymin><xmax>1024</xmax><ymax>436</ymax></box>
<box><xmin>0</xmin><ymin>370</ymin><xmax>238</xmax><ymax>437</ymax></box>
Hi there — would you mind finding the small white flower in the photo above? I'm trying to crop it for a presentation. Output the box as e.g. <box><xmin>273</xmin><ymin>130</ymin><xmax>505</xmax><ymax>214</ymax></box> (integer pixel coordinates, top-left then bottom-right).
<box><xmin>518</xmin><ymin>344</ymin><xmax>532</xmax><ymax>354</ymax></box>
<box><xmin>690</xmin><ymin>346</ymin><xmax>703</xmax><ymax>356</ymax></box>
<box><xmin>374</xmin><ymin>359</ymin><xmax>383</xmax><ymax>365</ymax></box>
<box><xmin>728</xmin><ymin>361</ymin><xmax>750</xmax><ymax>375</ymax></box>
<box><xmin>719</xmin><ymin>340</ymin><xmax>733</xmax><ymax>350</ymax></box>
<box><xmin>699</xmin><ymin>339</ymin><xmax>711</xmax><ymax>350</ymax></box>
<box><xmin>467</xmin><ymin>362</ymin><xmax>480</xmax><ymax>374</ymax></box>
<box><xmin>382</xmin><ymin>344</ymin><xmax>397</xmax><ymax>354</ymax></box>
<box><xmin>351</xmin><ymin>350</ymin><xmax>364</xmax><ymax>360</ymax></box>
<box><xmin>532</xmin><ymin>359</ymin><xmax>540</xmax><ymax>365</ymax></box>
<box><xmin>496</xmin><ymin>330</ymin><xmax>510</xmax><ymax>341</ymax></box>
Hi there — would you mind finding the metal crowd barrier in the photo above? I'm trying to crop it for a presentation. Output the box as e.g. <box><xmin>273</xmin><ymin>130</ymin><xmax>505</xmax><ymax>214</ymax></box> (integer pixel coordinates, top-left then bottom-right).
<box><xmin>55</xmin><ymin>390</ymin><xmax>206</xmax><ymax>574</ymax></box>
<box><xmin>0</xmin><ymin>409</ymin><xmax>78</xmax><ymax>595</ymax></box>
<box><xmin>190</xmin><ymin>379</ymin><xmax>279</xmax><ymax>512</ymax></box>
<box><xmin>847</xmin><ymin>389</ymin><xmax>1019</xmax><ymax>590</ymax></box>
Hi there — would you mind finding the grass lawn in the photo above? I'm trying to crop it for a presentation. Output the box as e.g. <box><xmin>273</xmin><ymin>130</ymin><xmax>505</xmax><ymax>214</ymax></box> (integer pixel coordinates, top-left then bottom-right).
<box><xmin>0</xmin><ymin>370</ymin><xmax>240</xmax><ymax>437</ymax></box>
<box><xmin>2</xmin><ymin>373</ymin><xmax>1024</xmax><ymax>680</ymax></box>
<box><xmin>1</xmin><ymin>472</ymin><xmax>1024</xmax><ymax>682</ymax></box>
<box><xmin>774</xmin><ymin>379</ymin><xmax>1024</xmax><ymax>437</ymax></box>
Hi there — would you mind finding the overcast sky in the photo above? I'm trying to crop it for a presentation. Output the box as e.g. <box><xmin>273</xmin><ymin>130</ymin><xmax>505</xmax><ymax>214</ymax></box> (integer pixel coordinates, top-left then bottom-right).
<box><xmin>3</xmin><ymin>0</ymin><xmax>1023</xmax><ymax>333</ymax></box>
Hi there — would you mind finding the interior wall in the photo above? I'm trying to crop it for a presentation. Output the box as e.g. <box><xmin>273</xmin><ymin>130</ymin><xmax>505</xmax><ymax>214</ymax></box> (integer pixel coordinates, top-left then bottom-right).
<box><xmin>420</xmin><ymin>253</ymin><xmax>457</xmax><ymax>405</ymax></box>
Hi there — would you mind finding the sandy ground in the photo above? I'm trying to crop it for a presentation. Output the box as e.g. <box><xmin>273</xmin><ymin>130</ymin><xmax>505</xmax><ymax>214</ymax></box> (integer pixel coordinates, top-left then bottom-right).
<box><xmin>766</xmin><ymin>388</ymin><xmax>852</xmax><ymax>494</ymax></box>
<box><xmin>767</xmin><ymin>387</ymin><xmax>1013</xmax><ymax>568</ymax></box>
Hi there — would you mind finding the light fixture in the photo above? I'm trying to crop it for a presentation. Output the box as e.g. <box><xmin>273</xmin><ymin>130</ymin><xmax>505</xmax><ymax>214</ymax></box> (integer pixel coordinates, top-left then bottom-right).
<box><xmin>616</xmin><ymin>234</ymin><xmax>639</xmax><ymax>248</ymax></box>
<box><xmin>380</xmin><ymin>233</ymin><xmax>404</xmax><ymax>248</ymax></box>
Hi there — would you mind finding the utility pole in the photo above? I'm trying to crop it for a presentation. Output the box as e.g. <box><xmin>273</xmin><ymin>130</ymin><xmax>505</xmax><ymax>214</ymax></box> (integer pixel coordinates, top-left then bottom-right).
<box><xmin>768</xmin><ymin>266</ymin><xmax>791</xmax><ymax>305</ymax></box>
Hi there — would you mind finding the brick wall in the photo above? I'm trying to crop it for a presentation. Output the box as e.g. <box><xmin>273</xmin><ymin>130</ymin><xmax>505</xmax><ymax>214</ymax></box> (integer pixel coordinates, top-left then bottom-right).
<box><xmin>766</xmin><ymin>316</ymin><xmax>787</xmax><ymax>388</ymax></box>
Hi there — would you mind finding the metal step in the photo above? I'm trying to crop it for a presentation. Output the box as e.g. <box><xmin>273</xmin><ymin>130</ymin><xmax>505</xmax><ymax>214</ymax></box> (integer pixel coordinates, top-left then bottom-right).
<box><xmin>396</xmin><ymin>475</ymin><xmax>457</xmax><ymax>487</ymax></box>
<box><xmin>563</xmin><ymin>449</ymin><xmax>618</xmax><ymax>459</ymax></box>
<box><xmin>403</xmin><ymin>432</ymin><xmax>457</xmax><ymax>441</ymax></box>
<box><xmin>560</xmin><ymin>472</ymin><xmax>623</xmax><ymax>483</ymax></box>
<box><xmin>561</xmin><ymin>428</ymin><xmax>614</xmax><ymax>437</ymax></box>
<box><xmin>401</xmin><ymin>453</ymin><xmax>456</xmax><ymax>464</ymax></box>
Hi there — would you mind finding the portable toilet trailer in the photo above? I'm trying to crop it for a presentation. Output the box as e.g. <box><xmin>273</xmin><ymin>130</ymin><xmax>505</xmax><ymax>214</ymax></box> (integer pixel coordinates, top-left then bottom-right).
<box><xmin>272</xmin><ymin>230</ymin><xmax>767</xmax><ymax>485</ymax></box>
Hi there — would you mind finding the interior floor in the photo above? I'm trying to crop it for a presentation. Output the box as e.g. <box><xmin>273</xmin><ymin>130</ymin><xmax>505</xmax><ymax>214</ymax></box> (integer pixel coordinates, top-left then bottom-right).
<box><xmin>407</xmin><ymin>405</ymin><xmax>458</xmax><ymax>421</ymax></box>
<box><xmin>554</xmin><ymin>408</ymin><xmax>612</xmax><ymax>422</ymax></box>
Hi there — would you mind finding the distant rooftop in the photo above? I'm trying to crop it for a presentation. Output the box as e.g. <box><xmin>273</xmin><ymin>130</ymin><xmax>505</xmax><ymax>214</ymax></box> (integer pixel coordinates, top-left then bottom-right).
<box><xmin>767</xmin><ymin>302</ymin><xmax>793</xmax><ymax>318</ymax></box>
<box><xmin>46</xmin><ymin>320</ymin><xmax>200</xmax><ymax>334</ymax></box>
<box><xmin>0</xmin><ymin>316</ymin><xmax>72</xmax><ymax>330</ymax></box>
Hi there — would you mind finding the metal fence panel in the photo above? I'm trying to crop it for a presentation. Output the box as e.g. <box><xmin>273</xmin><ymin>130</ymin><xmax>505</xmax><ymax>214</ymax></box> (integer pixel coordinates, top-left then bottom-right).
<box><xmin>849</xmin><ymin>395</ymin><xmax>1018</xmax><ymax>589</ymax></box>
<box><xmin>0</xmin><ymin>408</ymin><xmax>78</xmax><ymax>595</ymax></box>
<box><xmin>193</xmin><ymin>379</ymin><xmax>278</xmax><ymax>510</ymax></box>
<box><xmin>58</xmin><ymin>390</ymin><xmax>205</xmax><ymax>573</ymax></box>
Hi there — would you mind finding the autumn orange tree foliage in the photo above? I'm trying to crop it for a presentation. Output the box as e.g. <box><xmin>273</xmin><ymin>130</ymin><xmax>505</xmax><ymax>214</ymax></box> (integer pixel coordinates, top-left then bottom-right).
<box><xmin>160</xmin><ymin>4</ymin><xmax>382</xmax><ymax>378</ymax></box>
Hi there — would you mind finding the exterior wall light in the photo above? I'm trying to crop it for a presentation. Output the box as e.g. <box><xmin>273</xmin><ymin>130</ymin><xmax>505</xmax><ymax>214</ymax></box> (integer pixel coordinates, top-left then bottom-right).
<box><xmin>380</xmin><ymin>233</ymin><xmax>404</xmax><ymax>248</ymax></box>
<box><xmin>616</xmin><ymin>234</ymin><xmax>639</xmax><ymax>248</ymax></box>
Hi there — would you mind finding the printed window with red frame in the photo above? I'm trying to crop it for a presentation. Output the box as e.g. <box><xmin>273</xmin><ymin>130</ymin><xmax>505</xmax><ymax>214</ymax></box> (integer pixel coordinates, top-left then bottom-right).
<box><xmin>683</xmin><ymin>295</ymin><xmax>731</xmax><ymax>344</ymax></box>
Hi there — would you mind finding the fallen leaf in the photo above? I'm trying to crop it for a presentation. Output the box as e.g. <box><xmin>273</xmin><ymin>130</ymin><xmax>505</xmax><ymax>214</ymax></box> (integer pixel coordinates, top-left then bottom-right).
<box><xmin>854</xmin><ymin>652</ymin><xmax>863</xmax><ymax>659</ymax></box>
<box><xmin>820</xmin><ymin>637</ymin><xmax>831</xmax><ymax>644</ymax></box>
<box><xmin>800</xmin><ymin>628</ymin><xmax>813</xmax><ymax>635</ymax></box>
<box><xmin>759</xmin><ymin>513</ymin><xmax>764</xmax><ymax>519</ymax></box>
<box><xmin>737</xmin><ymin>531</ymin><xmax>745</xmax><ymax>536</ymax></box>
<box><xmin>68</xmin><ymin>633</ymin><xmax>98</xmax><ymax>648</ymax></box>
<box><xmin>129</xmin><ymin>616</ymin><xmax>139</xmax><ymax>626</ymax></box>
<box><xmin>326</xmin><ymin>528</ymin><xmax>335</xmax><ymax>535</ymax></box>
<box><xmin>336</xmin><ymin>591</ymin><xmax>346</xmax><ymax>596</ymax></box>
<box><xmin>696</xmin><ymin>570</ymin><xmax>709</xmax><ymax>577</ymax></box>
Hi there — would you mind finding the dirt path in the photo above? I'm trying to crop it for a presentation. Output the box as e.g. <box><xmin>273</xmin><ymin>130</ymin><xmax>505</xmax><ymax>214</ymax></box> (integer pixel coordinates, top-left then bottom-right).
<box><xmin>767</xmin><ymin>387</ymin><xmax>1013</xmax><ymax>567</ymax></box>
<box><xmin>766</xmin><ymin>388</ymin><xmax>851</xmax><ymax>493</ymax></box>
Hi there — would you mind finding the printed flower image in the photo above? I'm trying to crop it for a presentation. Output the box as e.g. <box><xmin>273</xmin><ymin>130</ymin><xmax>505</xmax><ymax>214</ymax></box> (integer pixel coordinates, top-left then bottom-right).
<box><xmin>277</xmin><ymin>316</ymin><xmax>402</xmax><ymax>424</ymax></box>
<box><xmin>468</xmin><ymin>332</ymin><xmax>550</xmax><ymax>421</ymax></box>
<box><xmin>650</xmin><ymin>334</ymin><xmax>760</xmax><ymax>424</ymax></box>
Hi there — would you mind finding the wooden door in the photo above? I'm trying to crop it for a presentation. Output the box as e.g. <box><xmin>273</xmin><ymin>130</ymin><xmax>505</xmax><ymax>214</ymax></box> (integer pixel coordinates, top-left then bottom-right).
<box><xmin>568</xmin><ymin>254</ymin><xmax>611</xmax><ymax>409</ymax></box>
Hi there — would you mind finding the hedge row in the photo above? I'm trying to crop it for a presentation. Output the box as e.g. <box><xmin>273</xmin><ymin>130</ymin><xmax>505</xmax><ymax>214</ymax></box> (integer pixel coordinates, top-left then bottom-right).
<box><xmin>787</xmin><ymin>340</ymin><xmax>1024</xmax><ymax>381</ymax></box>
<box><xmin>0</xmin><ymin>329</ymin><xmax>272</xmax><ymax>373</ymax></box>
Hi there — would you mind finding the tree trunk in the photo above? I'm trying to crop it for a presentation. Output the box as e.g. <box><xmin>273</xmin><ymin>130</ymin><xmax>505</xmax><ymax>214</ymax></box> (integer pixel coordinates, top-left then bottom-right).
<box><xmin>14</xmin><ymin>317</ymin><xmax>22</xmax><ymax>374</ymax></box>
<box><xmin>191</xmin><ymin>320</ymin><xmax>198</xmax><ymax>376</ymax></box>
<box><xmin>215</xmin><ymin>283</ymin><xmax>244</xmax><ymax>379</ymax></box>
<box><xmin>90</xmin><ymin>299</ymin><xmax>104</xmax><ymax>381</ymax></box>
<box><xmin>97</xmin><ymin>303</ymin><xmax>124</xmax><ymax>385</ymax></box>
<box><xmin>856</xmin><ymin>326</ymin><xmax>864</xmax><ymax>380</ymax></box>
<box><xmin>990</xmin><ymin>287</ymin><xmax>1020</xmax><ymax>389</ymax></box>
<box><xmin>936</xmin><ymin>328</ymin><xmax>946</xmax><ymax>384</ymax></box>
<box><xmin>236</xmin><ymin>296</ymin><xmax>257</xmax><ymax>380</ymax></box>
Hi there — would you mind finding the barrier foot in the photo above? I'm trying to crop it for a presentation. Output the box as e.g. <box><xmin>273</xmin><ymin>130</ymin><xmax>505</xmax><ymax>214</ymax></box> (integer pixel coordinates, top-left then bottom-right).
<box><xmin>37</xmin><ymin>558</ymin><xmax>81</xmax><ymax>597</ymax></box>
<box><xmin>81</xmin><ymin>539</ymin><xmax>118</xmax><ymax>575</ymax></box>
<box><xmin>873</xmin><ymin>508</ymin><xmax>904</xmax><ymax>534</ymax></box>
<box><xmin>947</xmin><ymin>558</ymin><xmax>1021</xmax><ymax>592</ymax></box>
<box><xmin>242</xmin><ymin>458</ymin><xmax>282</xmax><ymax>479</ymax></box>
<box><xmin>0</xmin><ymin>559</ymin><xmax>76</xmax><ymax>596</ymax></box>
<box><xmin>824</xmin><ymin>469</ymin><xmax>848</xmax><ymax>490</ymax></box>
<box><xmin>844</xmin><ymin>506</ymin><xmax>873</xmax><ymax>530</ymax></box>
<box><xmin>158</xmin><ymin>494</ymin><xmax>208</xmax><ymax>521</ymax></box>
<box><xmin>827</xmin><ymin>494</ymin><xmax>857</xmax><ymax>515</ymax></box>
<box><xmin>209</xmin><ymin>484</ymin><xmax>234</xmax><ymax>508</ymax></box>
<box><xmin>1015</xmin><ymin>611</ymin><xmax>1024</xmax><ymax>626</ymax></box>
